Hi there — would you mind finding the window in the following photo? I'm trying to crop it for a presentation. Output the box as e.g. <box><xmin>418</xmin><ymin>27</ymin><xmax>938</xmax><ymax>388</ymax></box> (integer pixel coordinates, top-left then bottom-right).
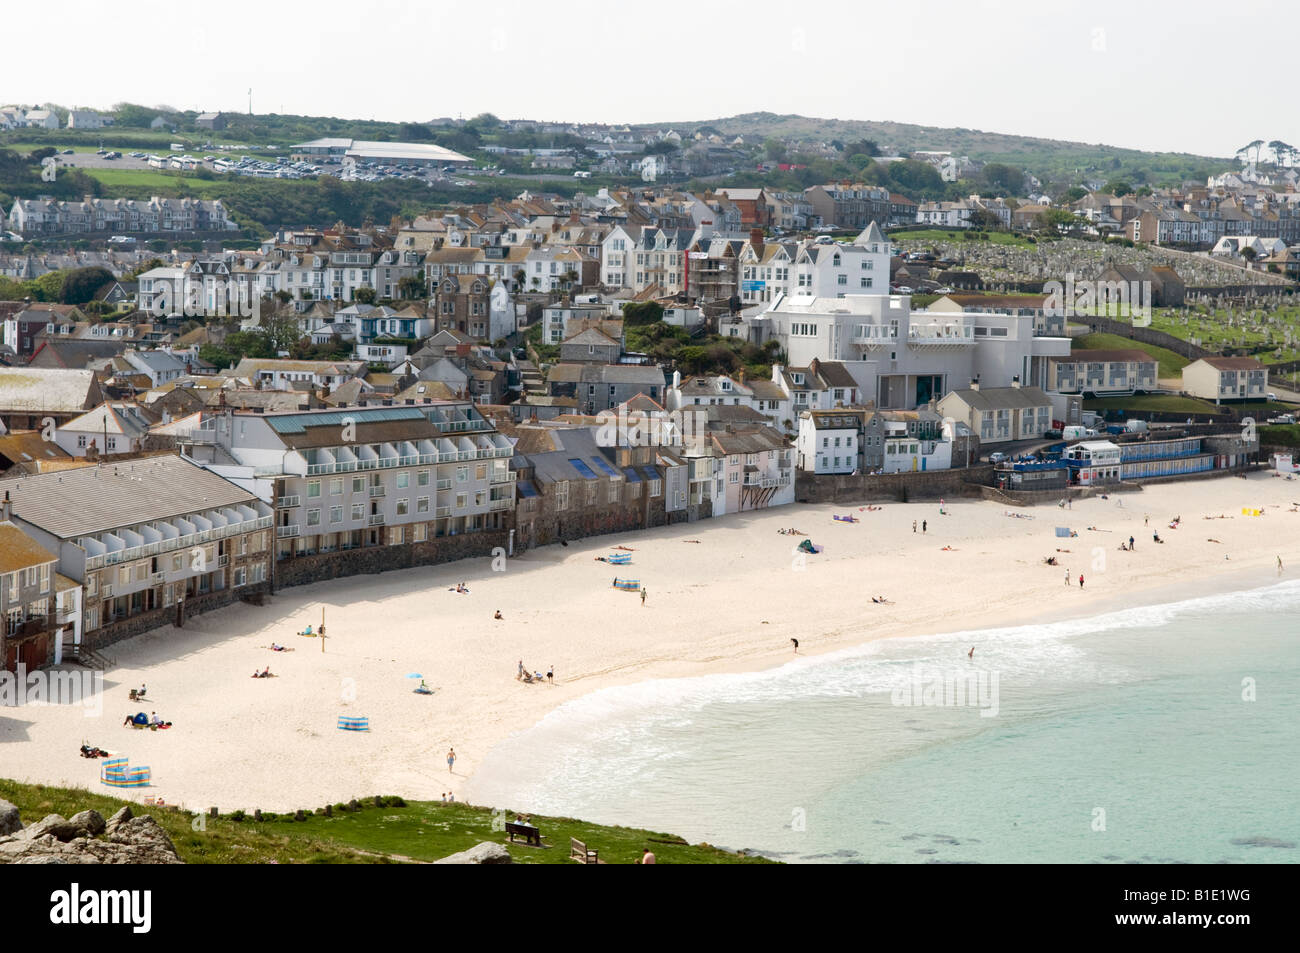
<box><xmin>351</xmin><ymin>503</ymin><xmax>364</xmax><ymax>520</ymax></box>
<box><xmin>307</xmin><ymin>508</ymin><xmax>321</xmax><ymax>527</ymax></box>
<box><xmin>233</xmin><ymin>567</ymin><xmax>247</xmax><ymax>588</ymax></box>
<box><xmin>729</xmin><ymin>472</ymin><xmax>739</xmax><ymax>484</ymax></box>
<box><xmin>396</xmin><ymin>499</ymin><xmax>409</xmax><ymax>516</ymax></box>
<box><xmin>330</xmin><ymin>505</ymin><xmax>343</xmax><ymax>523</ymax></box>
<box><xmin>455</xmin><ymin>492</ymin><xmax>468</xmax><ymax>509</ymax></box>
<box><xmin>397</xmin><ymin>472</ymin><xmax>409</xmax><ymax>489</ymax></box>
<box><xmin>330</xmin><ymin>478</ymin><xmax>343</xmax><ymax>495</ymax></box>
<box><xmin>476</xmin><ymin>464</ymin><xmax>488</xmax><ymax>481</ymax></box>
<box><xmin>353</xmin><ymin>477</ymin><xmax>365</xmax><ymax>493</ymax></box>
<box><xmin>417</xmin><ymin>496</ymin><xmax>430</xmax><ymax>513</ymax></box>
<box><xmin>413</xmin><ymin>523</ymin><xmax>427</xmax><ymax>542</ymax></box>
<box><xmin>418</xmin><ymin>470</ymin><xmax>430</xmax><ymax>486</ymax></box>
<box><xmin>307</xmin><ymin>480</ymin><xmax>321</xmax><ymax>498</ymax></box>
<box><xmin>456</xmin><ymin>466</ymin><xmax>468</xmax><ymax>483</ymax></box>
<box><xmin>556</xmin><ymin>481</ymin><xmax>569</xmax><ymax>511</ymax></box>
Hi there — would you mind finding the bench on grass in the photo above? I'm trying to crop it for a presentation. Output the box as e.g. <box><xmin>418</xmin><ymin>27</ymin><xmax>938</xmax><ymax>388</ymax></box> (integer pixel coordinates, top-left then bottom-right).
<box><xmin>570</xmin><ymin>837</ymin><xmax>599</xmax><ymax>864</ymax></box>
<box><xmin>505</xmin><ymin>822</ymin><xmax>543</xmax><ymax>847</ymax></box>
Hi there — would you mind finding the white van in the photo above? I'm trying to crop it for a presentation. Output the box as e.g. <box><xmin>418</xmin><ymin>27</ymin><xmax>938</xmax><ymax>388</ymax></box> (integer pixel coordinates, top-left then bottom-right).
<box><xmin>1062</xmin><ymin>425</ymin><xmax>1089</xmax><ymax>440</ymax></box>
<box><xmin>1124</xmin><ymin>419</ymin><xmax>1149</xmax><ymax>433</ymax></box>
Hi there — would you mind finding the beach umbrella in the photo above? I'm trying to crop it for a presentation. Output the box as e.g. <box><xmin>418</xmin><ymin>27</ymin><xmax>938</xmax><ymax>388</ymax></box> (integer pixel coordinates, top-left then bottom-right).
<box><xmin>406</xmin><ymin>673</ymin><xmax>423</xmax><ymax>679</ymax></box>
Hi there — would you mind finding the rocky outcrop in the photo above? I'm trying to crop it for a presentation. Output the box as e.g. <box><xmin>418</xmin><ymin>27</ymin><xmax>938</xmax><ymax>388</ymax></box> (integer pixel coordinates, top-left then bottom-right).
<box><xmin>0</xmin><ymin>800</ymin><xmax>21</xmax><ymax>837</ymax></box>
<box><xmin>0</xmin><ymin>805</ymin><xmax>182</xmax><ymax>865</ymax></box>
<box><xmin>433</xmin><ymin>842</ymin><xmax>513</xmax><ymax>865</ymax></box>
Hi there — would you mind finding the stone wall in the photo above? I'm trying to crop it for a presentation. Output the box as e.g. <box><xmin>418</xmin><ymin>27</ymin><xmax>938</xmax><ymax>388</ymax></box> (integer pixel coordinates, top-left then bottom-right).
<box><xmin>89</xmin><ymin>583</ymin><xmax>270</xmax><ymax>653</ymax></box>
<box><xmin>274</xmin><ymin>530</ymin><xmax>510</xmax><ymax>589</ymax></box>
<box><xmin>517</xmin><ymin>498</ymin><xmax>666</xmax><ymax>549</ymax></box>
<box><xmin>796</xmin><ymin>465</ymin><xmax>995</xmax><ymax>504</ymax></box>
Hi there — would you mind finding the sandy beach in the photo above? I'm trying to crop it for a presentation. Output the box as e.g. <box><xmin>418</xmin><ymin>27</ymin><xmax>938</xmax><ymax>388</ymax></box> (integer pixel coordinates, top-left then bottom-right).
<box><xmin>3</xmin><ymin>471</ymin><xmax>1298</xmax><ymax>813</ymax></box>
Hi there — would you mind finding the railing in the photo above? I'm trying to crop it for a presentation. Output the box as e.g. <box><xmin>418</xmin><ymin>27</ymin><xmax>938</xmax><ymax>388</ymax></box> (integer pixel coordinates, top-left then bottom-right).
<box><xmin>436</xmin><ymin>479</ymin><xmax>452</xmax><ymax>490</ymax></box>
<box><xmin>277</xmin><ymin>495</ymin><xmax>301</xmax><ymax>508</ymax></box>
<box><xmin>368</xmin><ymin>486</ymin><xmax>386</xmax><ymax>497</ymax></box>
<box><xmin>489</xmin><ymin>498</ymin><xmax>513</xmax><ymax>511</ymax></box>
<box><xmin>276</xmin><ymin>524</ymin><xmax>300</xmax><ymax>539</ymax></box>
<box><xmin>490</xmin><ymin>470</ymin><xmax>517</xmax><ymax>483</ymax></box>
<box><xmin>435</xmin><ymin>506</ymin><xmax>451</xmax><ymax>518</ymax></box>
<box><xmin>368</xmin><ymin>514</ymin><xmax>385</xmax><ymax>526</ymax></box>
<box><xmin>83</xmin><ymin>516</ymin><xmax>272</xmax><ymax>569</ymax></box>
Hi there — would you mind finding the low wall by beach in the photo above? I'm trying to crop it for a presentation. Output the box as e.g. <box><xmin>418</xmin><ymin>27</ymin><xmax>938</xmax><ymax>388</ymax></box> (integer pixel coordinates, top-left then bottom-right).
<box><xmin>89</xmin><ymin>583</ymin><xmax>271</xmax><ymax>654</ymax></box>
<box><xmin>796</xmin><ymin>466</ymin><xmax>994</xmax><ymax>505</ymax></box>
<box><xmin>273</xmin><ymin>531</ymin><xmax>511</xmax><ymax>589</ymax></box>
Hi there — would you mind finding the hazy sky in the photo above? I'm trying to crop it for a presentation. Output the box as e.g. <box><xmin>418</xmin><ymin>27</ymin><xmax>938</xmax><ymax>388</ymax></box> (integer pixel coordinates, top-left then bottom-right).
<box><xmin>4</xmin><ymin>0</ymin><xmax>1288</xmax><ymax>158</ymax></box>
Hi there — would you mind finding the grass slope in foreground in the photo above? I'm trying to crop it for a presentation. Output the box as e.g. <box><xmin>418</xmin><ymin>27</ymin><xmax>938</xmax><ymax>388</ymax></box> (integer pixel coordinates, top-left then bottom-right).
<box><xmin>0</xmin><ymin>779</ymin><xmax>772</xmax><ymax>864</ymax></box>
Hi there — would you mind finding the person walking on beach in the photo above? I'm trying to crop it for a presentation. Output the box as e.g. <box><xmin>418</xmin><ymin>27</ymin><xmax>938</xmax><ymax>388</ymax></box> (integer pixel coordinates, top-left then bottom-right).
<box><xmin>968</xmin><ymin>646</ymin><xmax>974</xmax><ymax>660</ymax></box>
<box><xmin>640</xmin><ymin>587</ymin><xmax>647</xmax><ymax>606</ymax></box>
<box><xmin>1064</xmin><ymin>569</ymin><xmax>1070</xmax><ymax>586</ymax></box>
<box><xmin>922</xmin><ymin>520</ymin><xmax>927</xmax><ymax>534</ymax></box>
<box><xmin>791</xmin><ymin>638</ymin><xmax>799</xmax><ymax>654</ymax></box>
<box><xmin>1079</xmin><ymin>573</ymin><xmax>1085</xmax><ymax>589</ymax></box>
<box><xmin>1144</xmin><ymin>514</ymin><xmax>1149</xmax><ymax>527</ymax></box>
<box><xmin>446</xmin><ymin>748</ymin><xmax>456</xmax><ymax>774</ymax></box>
<box><xmin>913</xmin><ymin>520</ymin><xmax>917</xmax><ymax>533</ymax></box>
<box><xmin>1279</xmin><ymin>555</ymin><xmax>1284</xmax><ymax>575</ymax></box>
<box><xmin>1129</xmin><ymin>536</ymin><xmax>1135</xmax><ymax>551</ymax></box>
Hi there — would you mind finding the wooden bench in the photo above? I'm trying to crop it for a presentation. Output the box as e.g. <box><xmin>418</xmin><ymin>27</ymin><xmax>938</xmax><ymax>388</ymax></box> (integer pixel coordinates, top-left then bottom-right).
<box><xmin>570</xmin><ymin>837</ymin><xmax>599</xmax><ymax>864</ymax></box>
<box><xmin>505</xmin><ymin>822</ymin><xmax>543</xmax><ymax>847</ymax></box>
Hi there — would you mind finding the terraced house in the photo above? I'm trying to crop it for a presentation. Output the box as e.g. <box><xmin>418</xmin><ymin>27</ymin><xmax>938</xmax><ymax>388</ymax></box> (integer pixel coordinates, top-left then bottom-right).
<box><xmin>1046</xmin><ymin>349</ymin><xmax>1158</xmax><ymax>397</ymax></box>
<box><xmin>0</xmin><ymin>456</ymin><xmax>273</xmax><ymax>652</ymax></box>
<box><xmin>181</xmin><ymin>404</ymin><xmax>515</xmax><ymax>576</ymax></box>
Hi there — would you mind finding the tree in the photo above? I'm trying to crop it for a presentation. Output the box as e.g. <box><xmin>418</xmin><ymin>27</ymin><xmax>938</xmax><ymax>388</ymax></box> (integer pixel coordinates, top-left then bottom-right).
<box><xmin>1102</xmin><ymin>180</ymin><xmax>1133</xmax><ymax>196</ymax></box>
<box><xmin>60</xmin><ymin>266</ymin><xmax>115</xmax><ymax>304</ymax></box>
<box><xmin>353</xmin><ymin>286</ymin><xmax>377</xmax><ymax>304</ymax></box>
<box><xmin>261</xmin><ymin>313</ymin><xmax>304</xmax><ymax>353</ymax></box>
<box><xmin>621</xmin><ymin>301</ymin><xmax>664</xmax><ymax>326</ymax></box>
<box><xmin>398</xmin><ymin>275</ymin><xmax>427</xmax><ymax>300</ymax></box>
<box><xmin>1062</xmin><ymin>186</ymin><xmax>1087</xmax><ymax>203</ymax></box>
<box><xmin>844</xmin><ymin>139</ymin><xmax>880</xmax><ymax>158</ymax></box>
<box><xmin>1241</xmin><ymin>246</ymin><xmax>1258</xmax><ymax>266</ymax></box>
<box><xmin>1037</xmin><ymin>208</ymin><xmax>1078</xmax><ymax>235</ymax></box>
<box><xmin>981</xmin><ymin>163</ymin><xmax>1025</xmax><ymax>196</ymax></box>
<box><xmin>763</xmin><ymin>139</ymin><xmax>788</xmax><ymax>164</ymax></box>
<box><xmin>968</xmin><ymin>207</ymin><xmax>1004</xmax><ymax>231</ymax></box>
<box><xmin>884</xmin><ymin>160</ymin><xmax>945</xmax><ymax>199</ymax></box>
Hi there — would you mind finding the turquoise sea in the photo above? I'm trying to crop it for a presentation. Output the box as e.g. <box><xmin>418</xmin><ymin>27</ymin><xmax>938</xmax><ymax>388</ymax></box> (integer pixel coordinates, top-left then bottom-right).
<box><xmin>467</xmin><ymin>581</ymin><xmax>1300</xmax><ymax>863</ymax></box>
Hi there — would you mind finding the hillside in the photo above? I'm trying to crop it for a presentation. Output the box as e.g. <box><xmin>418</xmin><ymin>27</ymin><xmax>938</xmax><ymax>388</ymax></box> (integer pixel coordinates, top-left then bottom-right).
<box><xmin>0</xmin><ymin>778</ymin><xmax>774</xmax><ymax>864</ymax></box>
<box><xmin>658</xmin><ymin>112</ymin><xmax>1229</xmax><ymax>186</ymax></box>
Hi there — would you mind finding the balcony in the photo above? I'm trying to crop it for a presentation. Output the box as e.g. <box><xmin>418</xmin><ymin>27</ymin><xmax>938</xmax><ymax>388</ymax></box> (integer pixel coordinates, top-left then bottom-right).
<box><xmin>369</xmin><ymin>485</ymin><xmax>386</xmax><ymax>498</ymax></box>
<box><xmin>908</xmin><ymin>325</ymin><xmax>975</xmax><ymax>348</ymax></box>
<box><xmin>276</xmin><ymin>524</ymin><xmax>300</xmax><ymax>539</ymax></box>
<box><xmin>368</xmin><ymin>514</ymin><xmax>386</xmax><ymax>526</ymax></box>
<box><xmin>277</xmin><ymin>495</ymin><xmax>301</xmax><ymax>508</ymax></box>
<box><xmin>435</xmin><ymin>506</ymin><xmax>451</xmax><ymax>518</ymax></box>
<box><xmin>489</xmin><ymin>498</ymin><xmax>513</xmax><ymax>511</ymax></box>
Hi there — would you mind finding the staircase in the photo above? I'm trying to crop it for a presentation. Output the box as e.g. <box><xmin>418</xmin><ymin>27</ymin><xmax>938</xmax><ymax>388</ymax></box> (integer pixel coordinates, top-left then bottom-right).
<box><xmin>517</xmin><ymin>359</ymin><xmax>546</xmax><ymax>396</ymax></box>
<box><xmin>75</xmin><ymin>649</ymin><xmax>114</xmax><ymax>671</ymax></box>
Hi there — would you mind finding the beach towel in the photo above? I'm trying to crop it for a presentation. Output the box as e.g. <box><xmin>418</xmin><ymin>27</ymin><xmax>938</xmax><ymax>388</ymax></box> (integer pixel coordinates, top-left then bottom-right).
<box><xmin>604</xmin><ymin>553</ymin><xmax>632</xmax><ymax>565</ymax></box>
<box><xmin>337</xmin><ymin>715</ymin><xmax>370</xmax><ymax>732</ymax></box>
<box><xmin>1054</xmin><ymin>527</ymin><xmax>1072</xmax><ymax>538</ymax></box>
<box><xmin>832</xmin><ymin>515</ymin><xmax>859</xmax><ymax>523</ymax></box>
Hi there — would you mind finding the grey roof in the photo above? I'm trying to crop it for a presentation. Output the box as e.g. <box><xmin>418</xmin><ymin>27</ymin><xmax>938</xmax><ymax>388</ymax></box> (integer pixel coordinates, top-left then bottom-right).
<box><xmin>942</xmin><ymin>385</ymin><xmax>1052</xmax><ymax>411</ymax></box>
<box><xmin>128</xmin><ymin>350</ymin><xmax>187</xmax><ymax>372</ymax></box>
<box><xmin>0</xmin><ymin>454</ymin><xmax>259</xmax><ymax>539</ymax></box>
<box><xmin>0</xmin><ymin>367</ymin><xmax>100</xmax><ymax>413</ymax></box>
<box><xmin>547</xmin><ymin>363</ymin><xmax>666</xmax><ymax>385</ymax></box>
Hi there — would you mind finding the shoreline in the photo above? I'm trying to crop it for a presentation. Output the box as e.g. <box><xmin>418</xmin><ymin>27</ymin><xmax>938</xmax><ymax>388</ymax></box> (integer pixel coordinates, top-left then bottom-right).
<box><xmin>2</xmin><ymin>471</ymin><xmax>1296</xmax><ymax>814</ymax></box>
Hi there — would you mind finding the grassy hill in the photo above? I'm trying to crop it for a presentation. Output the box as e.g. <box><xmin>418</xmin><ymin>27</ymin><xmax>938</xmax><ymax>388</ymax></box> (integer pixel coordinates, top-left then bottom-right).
<box><xmin>1072</xmin><ymin>332</ymin><xmax>1192</xmax><ymax>378</ymax></box>
<box><xmin>661</xmin><ymin>112</ymin><xmax>1228</xmax><ymax>187</ymax></box>
<box><xmin>0</xmin><ymin>778</ymin><xmax>773</xmax><ymax>864</ymax></box>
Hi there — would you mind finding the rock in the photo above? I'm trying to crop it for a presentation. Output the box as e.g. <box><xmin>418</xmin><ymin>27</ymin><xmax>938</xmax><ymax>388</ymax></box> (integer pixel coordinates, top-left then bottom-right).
<box><xmin>433</xmin><ymin>842</ymin><xmax>513</xmax><ymax>865</ymax></box>
<box><xmin>104</xmin><ymin>805</ymin><xmax>133</xmax><ymax>836</ymax></box>
<box><xmin>0</xmin><ymin>800</ymin><xmax>20</xmax><ymax>837</ymax></box>
<box><xmin>24</xmin><ymin>815</ymin><xmax>77</xmax><ymax>842</ymax></box>
<box><xmin>68</xmin><ymin>810</ymin><xmax>106</xmax><ymax>838</ymax></box>
<box><xmin>0</xmin><ymin>808</ymin><xmax>182</xmax><ymax>865</ymax></box>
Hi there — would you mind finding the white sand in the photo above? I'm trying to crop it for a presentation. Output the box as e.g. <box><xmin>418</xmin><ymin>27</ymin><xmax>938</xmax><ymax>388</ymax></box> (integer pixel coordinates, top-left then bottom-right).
<box><xmin>4</xmin><ymin>471</ymin><xmax>1298</xmax><ymax>813</ymax></box>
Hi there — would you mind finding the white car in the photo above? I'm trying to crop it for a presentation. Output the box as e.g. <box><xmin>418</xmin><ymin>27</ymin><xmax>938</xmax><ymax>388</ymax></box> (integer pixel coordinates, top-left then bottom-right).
<box><xmin>988</xmin><ymin>451</ymin><xmax>1007</xmax><ymax>464</ymax></box>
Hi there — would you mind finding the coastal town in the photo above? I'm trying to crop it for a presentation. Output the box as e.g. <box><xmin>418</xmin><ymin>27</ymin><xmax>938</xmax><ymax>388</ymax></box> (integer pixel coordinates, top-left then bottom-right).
<box><xmin>1</xmin><ymin>0</ymin><xmax>1298</xmax><ymax>893</ymax></box>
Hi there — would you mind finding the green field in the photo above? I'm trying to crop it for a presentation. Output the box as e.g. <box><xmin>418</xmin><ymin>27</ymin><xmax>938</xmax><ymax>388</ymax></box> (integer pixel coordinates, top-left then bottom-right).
<box><xmin>890</xmin><ymin>228</ymin><xmax>1038</xmax><ymax>248</ymax></box>
<box><xmin>0</xmin><ymin>779</ymin><xmax>772</xmax><ymax>864</ymax></box>
<box><xmin>1071</xmin><ymin>332</ymin><xmax>1192</xmax><ymax>378</ymax></box>
<box><xmin>1259</xmin><ymin>424</ymin><xmax>1300</xmax><ymax>448</ymax></box>
<box><xmin>1082</xmin><ymin>394</ymin><xmax>1222</xmax><ymax>414</ymax></box>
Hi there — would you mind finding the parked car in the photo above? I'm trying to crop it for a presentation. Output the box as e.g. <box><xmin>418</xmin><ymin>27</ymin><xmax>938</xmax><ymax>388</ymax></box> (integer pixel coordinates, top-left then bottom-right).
<box><xmin>988</xmin><ymin>451</ymin><xmax>1007</xmax><ymax>464</ymax></box>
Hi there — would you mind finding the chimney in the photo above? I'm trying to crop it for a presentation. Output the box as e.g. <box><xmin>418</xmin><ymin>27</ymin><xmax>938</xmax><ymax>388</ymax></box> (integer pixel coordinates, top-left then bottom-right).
<box><xmin>969</xmin><ymin>378</ymin><xmax>980</xmax><ymax>392</ymax></box>
<box><xmin>1</xmin><ymin>490</ymin><xmax>11</xmax><ymax>523</ymax></box>
<box><xmin>750</xmin><ymin>228</ymin><xmax>764</xmax><ymax>257</ymax></box>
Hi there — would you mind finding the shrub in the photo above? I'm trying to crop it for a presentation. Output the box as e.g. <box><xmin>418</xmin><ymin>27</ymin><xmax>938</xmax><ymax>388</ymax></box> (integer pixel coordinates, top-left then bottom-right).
<box><xmin>229</xmin><ymin>809</ymin><xmax>246</xmax><ymax>822</ymax></box>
